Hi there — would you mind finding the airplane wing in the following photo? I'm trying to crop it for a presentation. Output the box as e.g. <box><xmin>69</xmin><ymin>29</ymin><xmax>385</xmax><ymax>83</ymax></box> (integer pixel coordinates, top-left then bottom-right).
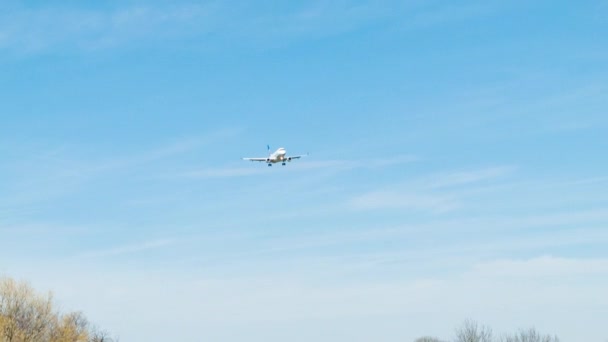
<box><xmin>242</xmin><ymin>157</ymin><xmax>267</xmax><ymax>162</ymax></box>
<box><xmin>286</xmin><ymin>154</ymin><xmax>307</xmax><ymax>160</ymax></box>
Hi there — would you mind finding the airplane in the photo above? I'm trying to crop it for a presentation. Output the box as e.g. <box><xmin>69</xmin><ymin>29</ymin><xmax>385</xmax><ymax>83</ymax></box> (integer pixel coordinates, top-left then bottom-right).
<box><xmin>242</xmin><ymin>145</ymin><xmax>307</xmax><ymax>166</ymax></box>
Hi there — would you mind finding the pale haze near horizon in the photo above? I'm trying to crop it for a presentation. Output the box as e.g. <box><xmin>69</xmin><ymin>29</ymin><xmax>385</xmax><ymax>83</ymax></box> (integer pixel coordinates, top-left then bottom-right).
<box><xmin>1</xmin><ymin>1</ymin><xmax>607</xmax><ymax>341</ymax></box>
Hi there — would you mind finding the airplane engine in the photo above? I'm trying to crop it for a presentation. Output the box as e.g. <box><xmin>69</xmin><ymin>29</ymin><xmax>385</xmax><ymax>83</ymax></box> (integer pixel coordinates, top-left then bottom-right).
<box><xmin>287</xmin><ymin>157</ymin><xmax>292</xmax><ymax>162</ymax></box>
<box><xmin>266</xmin><ymin>158</ymin><xmax>271</xmax><ymax>163</ymax></box>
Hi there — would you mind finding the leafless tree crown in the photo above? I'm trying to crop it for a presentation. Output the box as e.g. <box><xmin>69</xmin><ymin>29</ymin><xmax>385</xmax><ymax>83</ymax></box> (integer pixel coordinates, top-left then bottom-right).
<box><xmin>0</xmin><ymin>277</ymin><xmax>117</xmax><ymax>342</ymax></box>
<box><xmin>455</xmin><ymin>319</ymin><xmax>493</xmax><ymax>342</ymax></box>
<box><xmin>415</xmin><ymin>337</ymin><xmax>445</xmax><ymax>342</ymax></box>
<box><xmin>500</xmin><ymin>328</ymin><xmax>560</xmax><ymax>342</ymax></box>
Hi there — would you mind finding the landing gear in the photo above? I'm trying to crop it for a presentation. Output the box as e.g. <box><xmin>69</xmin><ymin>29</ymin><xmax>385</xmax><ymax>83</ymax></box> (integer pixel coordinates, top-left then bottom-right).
<box><xmin>268</xmin><ymin>163</ymin><xmax>272</xmax><ymax>167</ymax></box>
<box><xmin>282</xmin><ymin>162</ymin><xmax>286</xmax><ymax>166</ymax></box>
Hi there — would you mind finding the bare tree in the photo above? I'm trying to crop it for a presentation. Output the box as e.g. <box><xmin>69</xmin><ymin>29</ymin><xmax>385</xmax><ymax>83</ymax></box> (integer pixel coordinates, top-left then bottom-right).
<box><xmin>88</xmin><ymin>328</ymin><xmax>118</xmax><ymax>342</ymax></box>
<box><xmin>455</xmin><ymin>319</ymin><xmax>493</xmax><ymax>342</ymax></box>
<box><xmin>415</xmin><ymin>337</ymin><xmax>445</xmax><ymax>342</ymax></box>
<box><xmin>50</xmin><ymin>311</ymin><xmax>90</xmax><ymax>342</ymax></box>
<box><xmin>500</xmin><ymin>328</ymin><xmax>559</xmax><ymax>342</ymax></box>
<box><xmin>0</xmin><ymin>277</ymin><xmax>115</xmax><ymax>342</ymax></box>
<box><xmin>0</xmin><ymin>277</ymin><xmax>55</xmax><ymax>342</ymax></box>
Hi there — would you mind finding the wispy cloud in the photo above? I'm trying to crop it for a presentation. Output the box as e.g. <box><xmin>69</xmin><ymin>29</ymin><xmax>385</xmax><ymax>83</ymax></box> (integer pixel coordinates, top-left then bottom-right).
<box><xmin>179</xmin><ymin>167</ymin><xmax>265</xmax><ymax>179</ymax></box>
<box><xmin>403</xmin><ymin>2</ymin><xmax>503</xmax><ymax>30</ymax></box>
<box><xmin>471</xmin><ymin>255</ymin><xmax>608</xmax><ymax>277</ymax></box>
<box><xmin>428</xmin><ymin>166</ymin><xmax>515</xmax><ymax>188</ymax></box>
<box><xmin>349</xmin><ymin>191</ymin><xmax>459</xmax><ymax>213</ymax></box>
<box><xmin>174</xmin><ymin>154</ymin><xmax>417</xmax><ymax>179</ymax></box>
<box><xmin>182</xmin><ymin>206</ymin><xmax>608</xmax><ymax>273</ymax></box>
<box><xmin>80</xmin><ymin>238</ymin><xmax>177</xmax><ymax>259</ymax></box>
<box><xmin>0</xmin><ymin>4</ymin><xmax>216</xmax><ymax>53</ymax></box>
<box><xmin>296</xmin><ymin>154</ymin><xmax>418</xmax><ymax>170</ymax></box>
<box><xmin>0</xmin><ymin>129</ymin><xmax>238</xmax><ymax>207</ymax></box>
<box><xmin>348</xmin><ymin>165</ymin><xmax>515</xmax><ymax>212</ymax></box>
<box><xmin>0</xmin><ymin>1</ymin><xmax>510</xmax><ymax>54</ymax></box>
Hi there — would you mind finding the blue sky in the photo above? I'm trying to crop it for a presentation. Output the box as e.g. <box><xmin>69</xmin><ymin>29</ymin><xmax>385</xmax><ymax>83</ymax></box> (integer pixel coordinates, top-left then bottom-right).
<box><xmin>1</xmin><ymin>1</ymin><xmax>608</xmax><ymax>341</ymax></box>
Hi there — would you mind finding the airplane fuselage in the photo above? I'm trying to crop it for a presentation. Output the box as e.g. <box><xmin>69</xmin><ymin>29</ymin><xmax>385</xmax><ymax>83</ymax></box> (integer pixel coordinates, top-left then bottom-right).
<box><xmin>242</xmin><ymin>146</ymin><xmax>305</xmax><ymax>166</ymax></box>
<box><xmin>267</xmin><ymin>148</ymin><xmax>288</xmax><ymax>163</ymax></box>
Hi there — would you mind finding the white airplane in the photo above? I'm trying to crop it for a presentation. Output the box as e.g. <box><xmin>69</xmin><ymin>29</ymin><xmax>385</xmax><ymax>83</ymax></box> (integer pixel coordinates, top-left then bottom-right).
<box><xmin>242</xmin><ymin>146</ymin><xmax>307</xmax><ymax>166</ymax></box>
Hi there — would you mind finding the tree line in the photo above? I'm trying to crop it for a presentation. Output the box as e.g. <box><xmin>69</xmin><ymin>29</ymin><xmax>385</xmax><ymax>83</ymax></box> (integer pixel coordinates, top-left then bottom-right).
<box><xmin>0</xmin><ymin>277</ymin><xmax>116</xmax><ymax>342</ymax></box>
<box><xmin>1</xmin><ymin>276</ymin><xmax>571</xmax><ymax>342</ymax></box>
<box><xmin>416</xmin><ymin>319</ymin><xmax>560</xmax><ymax>342</ymax></box>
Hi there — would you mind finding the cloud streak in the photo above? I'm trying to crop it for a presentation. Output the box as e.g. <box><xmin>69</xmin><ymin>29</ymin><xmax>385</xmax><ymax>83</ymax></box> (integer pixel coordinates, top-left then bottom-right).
<box><xmin>472</xmin><ymin>255</ymin><xmax>608</xmax><ymax>277</ymax></box>
<box><xmin>0</xmin><ymin>1</ymin><xmax>509</xmax><ymax>54</ymax></box>
<box><xmin>0</xmin><ymin>4</ymin><xmax>216</xmax><ymax>52</ymax></box>
<box><xmin>0</xmin><ymin>129</ymin><xmax>238</xmax><ymax>208</ymax></box>
<box><xmin>347</xmin><ymin>165</ymin><xmax>515</xmax><ymax>213</ymax></box>
<box><xmin>349</xmin><ymin>191</ymin><xmax>459</xmax><ymax>213</ymax></box>
<box><xmin>175</xmin><ymin>154</ymin><xmax>418</xmax><ymax>179</ymax></box>
<box><xmin>79</xmin><ymin>238</ymin><xmax>177</xmax><ymax>259</ymax></box>
<box><xmin>428</xmin><ymin>166</ymin><xmax>515</xmax><ymax>188</ymax></box>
